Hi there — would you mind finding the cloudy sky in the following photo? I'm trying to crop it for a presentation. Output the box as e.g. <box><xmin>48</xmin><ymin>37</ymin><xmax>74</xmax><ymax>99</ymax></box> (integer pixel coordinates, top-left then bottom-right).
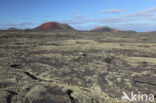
<box><xmin>0</xmin><ymin>0</ymin><xmax>156</xmax><ymax>31</ymax></box>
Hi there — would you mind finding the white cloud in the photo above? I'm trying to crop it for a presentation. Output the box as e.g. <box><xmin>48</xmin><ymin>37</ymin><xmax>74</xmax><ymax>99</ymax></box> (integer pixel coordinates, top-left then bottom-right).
<box><xmin>107</xmin><ymin>0</ymin><xmax>113</xmax><ymax>2</ymax></box>
<box><xmin>74</xmin><ymin>15</ymin><xmax>84</xmax><ymax>19</ymax></box>
<box><xmin>125</xmin><ymin>7</ymin><xmax>156</xmax><ymax>17</ymax></box>
<box><xmin>61</xmin><ymin>20</ymin><xmax>86</xmax><ymax>25</ymax></box>
<box><xmin>113</xmin><ymin>23</ymin><xmax>156</xmax><ymax>32</ymax></box>
<box><xmin>101</xmin><ymin>9</ymin><xmax>122</xmax><ymax>13</ymax></box>
<box><xmin>94</xmin><ymin>17</ymin><xmax>125</xmax><ymax>23</ymax></box>
<box><xmin>0</xmin><ymin>22</ymin><xmax>34</xmax><ymax>29</ymax></box>
<box><xmin>44</xmin><ymin>15</ymin><xmax>51</xmax><ymax>18</ymax></box>
<box><xmin>8</xmin><ymin>22</ymin><xmax>34</xmax><ymax>26</ymax></box>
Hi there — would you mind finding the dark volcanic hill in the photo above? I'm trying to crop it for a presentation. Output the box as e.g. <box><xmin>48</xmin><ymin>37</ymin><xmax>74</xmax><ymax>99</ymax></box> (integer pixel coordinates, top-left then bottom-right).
<box><xmin>91</xmin><ymin>26</ymin><xmax>126</xmax><ymax>32</ymax></box>
<box><xmin>34</xmin><ymin>22</ymin><xmax>75</xmax><ymax>31</ymax></box>
<box><xmin>8</xmin><ymin>27</ymin><xmax>19</xmax><ymax>30</ymax></box>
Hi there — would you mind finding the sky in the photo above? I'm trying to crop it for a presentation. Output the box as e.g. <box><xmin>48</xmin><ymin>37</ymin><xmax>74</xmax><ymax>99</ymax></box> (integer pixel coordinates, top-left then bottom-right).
<box><xmin>0</xmin><ymin>0</ymin><xmax>156</xmax><ymax>31</ymax></box>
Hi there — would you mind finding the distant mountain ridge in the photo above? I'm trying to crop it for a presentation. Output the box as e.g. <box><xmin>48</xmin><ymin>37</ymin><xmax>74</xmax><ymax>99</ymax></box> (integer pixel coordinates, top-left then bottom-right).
<box><xmin>8</xmin><ymin>27</ymin><xmax>19</xmax><ymax>30</ymax></box>
<box><xmin>5</xmin><ymin>22</ymin><xmax>137</xmax><ymax>32</ymax></box>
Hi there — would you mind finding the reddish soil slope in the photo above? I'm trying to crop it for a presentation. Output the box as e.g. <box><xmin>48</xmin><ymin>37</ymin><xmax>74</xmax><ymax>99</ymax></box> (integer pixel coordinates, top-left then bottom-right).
<box><xmin>91</xmin><ymin>26</ymin><xmax>125</xmax><ymax>32</ymax></box>
<box><xmin>34</xmin><ymin>22</ymin><xmax>75</xmax><ymax>31</ymax></box>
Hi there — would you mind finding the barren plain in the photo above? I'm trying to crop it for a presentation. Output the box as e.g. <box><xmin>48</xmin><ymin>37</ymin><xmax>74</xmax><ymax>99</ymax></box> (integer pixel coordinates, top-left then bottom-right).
<box><xmin>0</xmin><ymin>31</ymin><xmax>156</xmax><ymax>103</ymax></box>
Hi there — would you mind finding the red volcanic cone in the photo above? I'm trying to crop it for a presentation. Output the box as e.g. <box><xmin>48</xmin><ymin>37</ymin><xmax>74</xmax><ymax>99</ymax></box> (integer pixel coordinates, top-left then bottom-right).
<box><xmin>34</xmin><ymin>22</ymin><xmax>75</xmax><ymax>31</ymax></box>
<box><xmin>91</xmin><ymin>26</ymin><xmax>125</xmax><ymax>32</ymax></box>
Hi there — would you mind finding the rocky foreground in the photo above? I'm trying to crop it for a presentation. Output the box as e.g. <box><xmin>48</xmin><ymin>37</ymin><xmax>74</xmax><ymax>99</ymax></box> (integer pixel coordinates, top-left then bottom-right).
<box><xmin>0</xmin><ymin>31</ymin><xmax>156</xmax><ymax>103</ymax></box>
